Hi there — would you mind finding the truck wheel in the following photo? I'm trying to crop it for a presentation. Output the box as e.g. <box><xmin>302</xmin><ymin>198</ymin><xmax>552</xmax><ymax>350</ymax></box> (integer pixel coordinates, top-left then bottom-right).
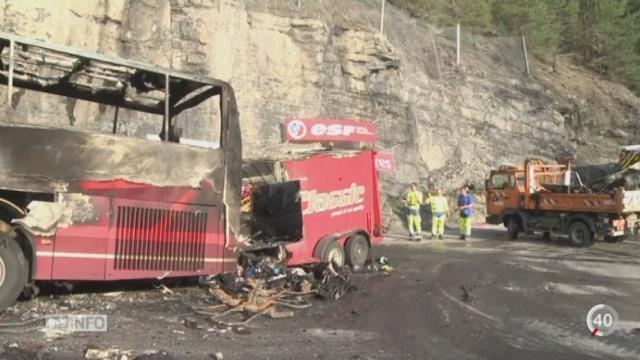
<box><xmin>322</xmin><ymin>241</ymin><xmax>345</xmax><ymax>267</ymax></box>
<box><xmin>0</xmin><ymin>232</ymin><xmax>28</xmax><ymax>313</ymax></box>
<box><xmin>507</xmin><ymin>218</ymin><xmax>520</xmax><ymax>240</ymax></box>
<box><xmin>568</xmin><ymin>221</ymin><xmax>593</xmax><ymax>247</ymax></box>
<box><xmin>345</xmin><ymin>234</ymin><xmax>369</xmax><ymax>268</ymax></box>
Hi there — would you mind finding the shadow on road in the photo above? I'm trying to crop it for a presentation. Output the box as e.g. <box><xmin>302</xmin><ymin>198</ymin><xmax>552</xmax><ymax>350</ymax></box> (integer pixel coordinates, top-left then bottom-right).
<box><xmin>469</xmin><ymin>226</ymin><xmax>614</xmax><ymax>248</ymax></box>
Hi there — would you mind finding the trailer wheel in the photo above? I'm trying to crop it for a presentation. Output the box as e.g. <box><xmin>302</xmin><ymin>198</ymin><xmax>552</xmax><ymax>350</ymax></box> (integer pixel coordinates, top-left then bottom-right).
<box><xmin>345</xmin><ymin>234</ymin><xmax>369</xmax><ymax>268</ymax></box>
<box><xmin>568</xmin><ymin>221</ymin><xmax>593</xmax><ymax>247</ymax></box>
<box><xmin>322</xmin><ymin>241</ymin><xmax>345</xmax><ymax>267</ymax></box>
<box><xmin>507</xmin><ymin>218</ymin><xmax>520</xmax><ymax>240</ymax></box>
<box><xmin>0</xmin><ymin>232</ymin><xmax>28</xmax><ymax>313</ymax></box>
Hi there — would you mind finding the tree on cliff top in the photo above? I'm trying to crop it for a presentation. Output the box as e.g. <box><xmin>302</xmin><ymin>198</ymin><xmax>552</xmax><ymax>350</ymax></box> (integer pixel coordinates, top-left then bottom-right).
<box><xmin>491</xmin><ymin>0</ymin><xmax>561</xmax><ymax>53</ymax></box>
<box><xmin>389</xmin><ymin>0</ymin><xmax>640</xmax><ymax>93</ymax></box>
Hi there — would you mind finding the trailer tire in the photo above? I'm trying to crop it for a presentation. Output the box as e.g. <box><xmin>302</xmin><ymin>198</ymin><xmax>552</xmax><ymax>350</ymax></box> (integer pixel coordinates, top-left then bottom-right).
<box><xmin>345</xmin><ymin>234</ymin><xmax>369</xmax><ymax>268</ymax></box>
<box><xmin>507</xmin><ymin>217</ymin><xmax>520</xmax><ymax>240</ymax></box>
<box><xmin>0</xmin><ymin>232</ymin><xmax>28</xmax><ymax>313</ymax></box>
<box><xmin>568</xmin><ymin>221</ymin><xmax>593</xmax><ymax>247</ymax></box>
<box><xmin>321</xmin><ymin>241</ymin><xmax>345</xmax><ymax>267</ymax></box>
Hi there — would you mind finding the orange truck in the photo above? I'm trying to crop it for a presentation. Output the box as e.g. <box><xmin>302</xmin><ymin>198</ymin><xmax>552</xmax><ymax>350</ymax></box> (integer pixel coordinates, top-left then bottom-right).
<box><xmin>485</xmin><ymin>159</ymin><xmax>640</xmax><ymax>246</ymax></box>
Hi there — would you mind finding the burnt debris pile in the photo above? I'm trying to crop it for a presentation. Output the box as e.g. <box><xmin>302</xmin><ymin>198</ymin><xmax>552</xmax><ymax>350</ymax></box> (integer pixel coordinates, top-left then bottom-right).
<box><xmin>192</xmin><ymin>249</ymin><xmax>358</xmax><ymax>327</ymax></box>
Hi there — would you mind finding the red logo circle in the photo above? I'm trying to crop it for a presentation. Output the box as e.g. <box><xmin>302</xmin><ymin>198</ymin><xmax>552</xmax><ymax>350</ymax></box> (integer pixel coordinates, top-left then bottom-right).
<box><xmin>287</xmin><ymin>120</ymin><xmax>307</xmax><ymax>140</ymax></box>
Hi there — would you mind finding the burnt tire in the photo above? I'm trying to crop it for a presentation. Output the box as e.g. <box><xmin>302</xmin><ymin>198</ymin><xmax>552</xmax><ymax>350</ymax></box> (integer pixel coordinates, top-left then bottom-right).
<box><xmin>507</xmin><ymin>218</ymin><xmax>520</xmax><ymax>240</ymax></box>
<box><xmin>0</xmin><ymin>232</ymin><xmax>28</xmax><ymax>313</ymax></box>
<box><xmin>345</xmin><ymin>234</ymin><xmax>369</xmax><ymax>268</ymax></box>
<box><xmin>321</xmin><ymin>241</ymin><xmax>345</xmax><ymax>267</ymax></box>
<box><xmin>568</xmin><ymin>221</ymin><xmax>593</xmax><ymax>247</ymax></box>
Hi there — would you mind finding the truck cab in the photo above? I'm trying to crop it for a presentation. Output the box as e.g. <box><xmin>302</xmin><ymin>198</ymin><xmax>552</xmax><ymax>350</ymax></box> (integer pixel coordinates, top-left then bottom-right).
<box><xmin>486</xmin><ymin>165</ymin><xmax>525</xmax><ymax>223</ymax></box>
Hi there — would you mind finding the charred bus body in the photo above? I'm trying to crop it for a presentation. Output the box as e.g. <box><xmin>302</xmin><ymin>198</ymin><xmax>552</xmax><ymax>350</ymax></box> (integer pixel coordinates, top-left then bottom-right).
<box><xmin>0</xmin><ymin>33</ymin><xmax>242</xmax><ymax>312</ymax></box>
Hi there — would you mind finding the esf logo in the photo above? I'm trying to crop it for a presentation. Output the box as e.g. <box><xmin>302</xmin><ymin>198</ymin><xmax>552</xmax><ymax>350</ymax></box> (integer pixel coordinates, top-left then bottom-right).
<box><xmin>310</xmin><ymin>124</ymin><xmax>372</xmax><ymax>137</ymax></box>
<box><xmin>287</xmin><ymin>120</ymin><xmax>307</xmax><ymax>140</ymax></box>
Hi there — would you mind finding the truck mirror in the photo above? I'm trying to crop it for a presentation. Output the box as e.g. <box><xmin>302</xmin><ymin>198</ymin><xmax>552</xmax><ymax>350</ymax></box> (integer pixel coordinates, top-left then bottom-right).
<box><xmin>485</xmin><ymin>179</ymin><xmax>490</xmax><ymax>191</ymax></box>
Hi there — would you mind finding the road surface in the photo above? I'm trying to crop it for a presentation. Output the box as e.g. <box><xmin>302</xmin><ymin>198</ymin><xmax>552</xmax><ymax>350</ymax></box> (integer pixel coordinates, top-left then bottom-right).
<box><xmin>1</xmin><ymin>227</ymin><xmax>639</xmax><ymax>359</ymax></box>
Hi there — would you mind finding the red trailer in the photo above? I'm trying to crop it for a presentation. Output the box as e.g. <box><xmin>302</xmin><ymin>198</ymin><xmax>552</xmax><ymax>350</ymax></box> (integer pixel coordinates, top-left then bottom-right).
<box><xmin>240</xmin><ymin>119</ymin><xmax>384</xmax><ymax>268</ymax></box>
<box><xmin>0</xmin><ymin>33</ymin><xmax>242</xmax><ymax>312</ymax></box>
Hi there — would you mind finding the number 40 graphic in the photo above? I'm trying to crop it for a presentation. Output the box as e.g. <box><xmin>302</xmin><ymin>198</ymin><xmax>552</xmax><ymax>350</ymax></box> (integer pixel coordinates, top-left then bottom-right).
<box><xmin>586</xmin><ymin>304</ymin><xmax>619</xmax><ymax>337</ymax></box>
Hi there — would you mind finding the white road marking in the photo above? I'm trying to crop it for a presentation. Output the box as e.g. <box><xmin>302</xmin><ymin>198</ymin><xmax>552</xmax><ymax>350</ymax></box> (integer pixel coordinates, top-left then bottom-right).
<box><xmin>436</xmin><ymin>302</ymin><xmax>450</xmax><ymax>324</ymax></box>
<box><xmin>543</xmin><ymin>282</ymin><xmax>628</xmax><ymax>296</ymax></box>
<box><xmin>440</xmin><ymin>289</ymin><xmax>503</xmax><ymax>326</ymax></box>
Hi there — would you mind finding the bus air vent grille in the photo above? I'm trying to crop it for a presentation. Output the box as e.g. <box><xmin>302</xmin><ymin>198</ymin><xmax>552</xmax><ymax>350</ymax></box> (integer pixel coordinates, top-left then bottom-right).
<box><xmin>114</xmin><ymin>206</ymin><xmax>207</xmax><ymax>271</ymax></box>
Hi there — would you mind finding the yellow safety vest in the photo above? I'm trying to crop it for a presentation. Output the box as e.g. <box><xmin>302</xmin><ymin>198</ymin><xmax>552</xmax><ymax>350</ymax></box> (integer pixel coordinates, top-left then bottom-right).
<box><xmin>429</xmin><ymin>195</ymin><xmax>448</xmax><ymax>213</ymax></box>
<box><xmin>406</xmin><ymin>191</ymin><xmax>423</xmax><ymax>209</ymax></box>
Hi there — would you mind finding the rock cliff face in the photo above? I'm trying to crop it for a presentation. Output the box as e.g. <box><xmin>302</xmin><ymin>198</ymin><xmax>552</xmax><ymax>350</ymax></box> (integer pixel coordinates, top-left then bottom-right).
<box><xmin>2</xmin><ymin>0</ymin><xmax>640</xmax><ymax>228</ymax></box>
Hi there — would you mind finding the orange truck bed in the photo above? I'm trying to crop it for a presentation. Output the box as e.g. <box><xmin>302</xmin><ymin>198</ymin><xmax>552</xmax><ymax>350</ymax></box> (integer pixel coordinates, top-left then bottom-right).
<box><xmin>486</xmin><ymin>159</ymin><xmax>640</xmax><ymax>246</ymax></box>
<box><xmin>526</xmin><ymin>188</ymin><xmax>640</xmax><ymax>214</ymax></box>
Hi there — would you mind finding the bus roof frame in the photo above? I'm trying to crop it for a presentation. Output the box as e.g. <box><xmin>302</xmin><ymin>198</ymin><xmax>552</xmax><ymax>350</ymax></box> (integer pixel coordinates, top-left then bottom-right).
<box><xmin>0</xmin><ymin>32</ymin><xmax>228</xmax><ymax>139</ymax></box>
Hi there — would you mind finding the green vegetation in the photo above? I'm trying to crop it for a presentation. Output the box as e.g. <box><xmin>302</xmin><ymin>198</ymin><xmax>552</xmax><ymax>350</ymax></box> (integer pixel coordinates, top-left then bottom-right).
<box><xmin>389</xmin><ymin>0</ymin><xmax>640</xmax><ymax>92</ymax></box>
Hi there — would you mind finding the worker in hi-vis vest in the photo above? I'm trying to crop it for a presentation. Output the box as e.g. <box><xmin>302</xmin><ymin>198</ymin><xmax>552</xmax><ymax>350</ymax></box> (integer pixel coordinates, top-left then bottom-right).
<box><xmin>405</xmin><ymin>183</ymin><xmax>423</xmax><ymax>240</ymax></box>
<box><xmin>457</xmin><ymin>186</ymin><xmax>475</xmax><ymax>240</ymax></box>
<box><xmin>428</xmin><ymin>188</ymin><xmax>448</xmax><ymax>239</ymax></box>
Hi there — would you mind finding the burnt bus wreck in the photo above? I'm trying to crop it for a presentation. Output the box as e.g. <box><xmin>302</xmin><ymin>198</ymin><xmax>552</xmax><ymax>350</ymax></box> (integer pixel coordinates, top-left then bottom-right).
<box><xmin>0</xmin><ymin>32</ymin><xmax>242</xmax><ymax>312</ymax></box>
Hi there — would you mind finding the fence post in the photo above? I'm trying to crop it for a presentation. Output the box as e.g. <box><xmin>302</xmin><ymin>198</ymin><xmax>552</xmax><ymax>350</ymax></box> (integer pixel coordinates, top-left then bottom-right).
<box><xmin>521</xmin><ymin>36</ymin><xmax>531</xmax><ymax>76</ymax></box>
<box><xmin>7</xmin><ymin>39</ymin><xmax>14</xmax><ymax>105</ymax></box>
<box><xmin>163</xmin><ymin>73</ymin><xmax>170</xmax><ymax>141</ymax></box>
<box><xmin>456</xmin><ymin>23</ymin><xmax>461</xmax><ymax>67</ymax></box>
<box><xmin>429</xmin><ymin>31</ymin><xmax>442</xmax><ymax>80</ymax></box>
<box><xmin>379</xmin><ymin>0</ymin><xmax>385</xmax><ymax>35</ymax></box>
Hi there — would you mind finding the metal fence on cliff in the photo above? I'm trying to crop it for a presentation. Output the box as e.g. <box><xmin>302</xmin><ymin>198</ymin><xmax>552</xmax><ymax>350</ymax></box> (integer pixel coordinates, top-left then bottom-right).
<box><xmin>288</xmin><ymin>0</ymin><xmax>533</xmax><ymax>79</ymax></box>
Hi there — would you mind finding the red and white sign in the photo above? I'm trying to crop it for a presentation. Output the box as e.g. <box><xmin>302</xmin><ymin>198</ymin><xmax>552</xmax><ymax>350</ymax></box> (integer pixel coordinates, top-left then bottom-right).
<box><xmin>300</xmin><ymin>183</ymin><xmax>365</xmax><ymax>216</ymax></box>
<box><xmin>375</xmin><ymin>151</ymin><xmax>397</xmax><ymax>173</ymax></box>
<box><xmin>284</xmin><ymin>118</ymin><xmax>376</xmax><ymax>144</ymax></box>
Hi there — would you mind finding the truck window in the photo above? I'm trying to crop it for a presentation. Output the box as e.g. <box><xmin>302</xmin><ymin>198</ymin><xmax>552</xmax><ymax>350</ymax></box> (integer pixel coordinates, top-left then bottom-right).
<box><xmin>491</xmin><ymin>174</ymin><xmax>510</xmax><ymax>189</ymax></box>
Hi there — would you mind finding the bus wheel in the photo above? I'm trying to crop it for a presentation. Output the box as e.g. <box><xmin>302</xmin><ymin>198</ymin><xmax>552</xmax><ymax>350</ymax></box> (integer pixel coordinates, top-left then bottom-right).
<box><xmin>0</xmin><ymin>232</ymin><xmax>28</xmax><ymax>313</ymax></box>
<box><xmin>568</xmin><ymin>221</ymin><xmax>593</xmax><ymax>247</ymax></box>
<box><xmin>345</xmin><ymin>234</ymin><xmax>369</xmax><ymax>268</ymax></box>
<box><xmin>322</xmin><ymin>241</ymin><xmax>345</xmax><ymax>267</ymax></box>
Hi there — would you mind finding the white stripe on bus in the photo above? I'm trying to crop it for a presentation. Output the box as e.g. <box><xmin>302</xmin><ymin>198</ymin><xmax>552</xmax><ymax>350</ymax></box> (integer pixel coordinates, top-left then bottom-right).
<box><xmin>35</xmin><ymin>251</ymin><xmax>235</xmax><ymax>263</ymax></box>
